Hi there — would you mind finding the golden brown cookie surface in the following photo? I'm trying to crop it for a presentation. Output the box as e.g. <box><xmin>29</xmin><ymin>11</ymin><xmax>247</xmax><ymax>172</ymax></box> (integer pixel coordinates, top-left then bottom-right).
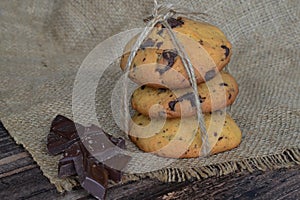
<box><xmin>129</xmin><ymin>111</ymin><xmax>242</xmax><ymax>158</ymax></box>
<box><xmin>120</xmin><ymin>17</ymin><xmax>232</xmax><ymax>89</ymax></box>
<box><xmin>131</xmin><ymin>72</ymin><xmax>238</xmax><ymax>118</ymax></box>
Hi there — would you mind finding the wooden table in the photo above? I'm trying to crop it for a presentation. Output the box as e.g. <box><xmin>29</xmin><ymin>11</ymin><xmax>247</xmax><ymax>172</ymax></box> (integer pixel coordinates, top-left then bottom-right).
<box><xmin>0</xmin><ymin>121</ymin><xmax>299</xmax><ymax>200</ymax></box>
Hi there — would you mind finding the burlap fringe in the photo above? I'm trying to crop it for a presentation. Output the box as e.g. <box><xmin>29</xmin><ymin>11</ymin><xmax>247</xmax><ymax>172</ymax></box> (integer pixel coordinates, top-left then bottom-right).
<box><xmin>122</xmin><ymin>148</ymin><xmax>300</xmax><ymax>184</ymax></box>
<box><xmin>14</xmin><ymin>143</ymin><xmax>300</xmax><ymax>193</ymax></box>
<box><xmin>50</xmin><ymin>148</ymin><xmax>300</xmax><ymax>192</ymax></box>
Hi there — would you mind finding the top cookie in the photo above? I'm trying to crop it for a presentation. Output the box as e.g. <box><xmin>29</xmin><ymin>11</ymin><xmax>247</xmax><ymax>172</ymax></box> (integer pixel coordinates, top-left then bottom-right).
<box><xmin>120</xmin><ymin>17</ymin><xmax>232</xmax><ymax>89</ymax></box>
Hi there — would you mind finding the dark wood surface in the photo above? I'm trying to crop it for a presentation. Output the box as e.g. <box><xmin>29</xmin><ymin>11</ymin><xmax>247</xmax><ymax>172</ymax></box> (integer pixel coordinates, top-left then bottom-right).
<box><xmin>0</xmin><ymin>121</ymin><xmax>299</xmax><ymax>200</ymax></box>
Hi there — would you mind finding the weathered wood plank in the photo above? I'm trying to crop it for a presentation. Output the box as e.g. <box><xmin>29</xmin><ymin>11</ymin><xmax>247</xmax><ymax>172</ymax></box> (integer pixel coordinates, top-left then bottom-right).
<box><xmin>0</xmin><ymin>136</ymin><xmax>11</xmax><ymax>142</ymax></box>
<box><xmin>0</xmin><ymin>167</ymin><xmax>56</xmax><ymax>200</ymax></box>
<box><xmin>153</xmin><ymin>167</ymin><xmax>300</xmax><ymax>200</ymax></box>
<box><xmin>0</xmin><ymin>140</ymin><xmax>19</xmax><ymax>150</ymax></box>
<box><xmin>0</xmin><ymin>131</ymin><xmax>8</xmax><ymax>137</ymax></box>
<box><xmin>0</xmin><ymin>147</ymin><xmax>24</xmax><ymax>160</ymax></box>
<box><xmin>26</xmin><ymin>188</ymin><xmax>90</xmax><ymax>200</ymax></box>
<box><xmin>0</xmin><ymin>122</ymin><xmax>25</xmax><ymax>160</ymax></box>
<box><xmin>0</xmin><ymin>164</ymin><xmax>37</xmax><ymax>179</ymax></box>
<box><xmin>0</xmin><ymin>156</ymin><xmax>36</xmax><ymax>176</ymax></box>
<box><xmin>105</xmin><ymin>179</ymin><xmax>187</xmax><ymax>200</ymax></box>
<box><xmin>0</xmin><ymin>152</ymin><xmax>29</xmax><ymax>165</ymax></box>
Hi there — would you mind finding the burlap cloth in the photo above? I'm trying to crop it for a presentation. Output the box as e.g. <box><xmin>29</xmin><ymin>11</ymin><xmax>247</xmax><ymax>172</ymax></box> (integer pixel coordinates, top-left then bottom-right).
<box><xmin>1</xmin><ymin>0</ymin><xmax>299</xmax><ymax>193</ymax></box>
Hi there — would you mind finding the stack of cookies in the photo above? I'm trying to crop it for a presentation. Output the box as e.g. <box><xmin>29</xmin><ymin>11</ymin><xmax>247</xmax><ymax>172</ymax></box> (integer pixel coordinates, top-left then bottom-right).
<box><xmin>120</xmin><ymin>17</ymin><xmax>242</xmax><ymax>158</ymax></box>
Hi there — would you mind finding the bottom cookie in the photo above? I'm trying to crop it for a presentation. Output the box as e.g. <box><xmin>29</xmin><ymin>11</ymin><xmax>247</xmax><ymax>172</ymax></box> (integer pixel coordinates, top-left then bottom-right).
<box><xmin>129</xmin><ymin>111</ymin><xmax>242</xmax><ymax>158</ymax></box>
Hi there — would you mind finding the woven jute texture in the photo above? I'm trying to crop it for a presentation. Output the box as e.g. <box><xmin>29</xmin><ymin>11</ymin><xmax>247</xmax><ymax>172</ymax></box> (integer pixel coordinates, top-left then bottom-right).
<box><xmin>1</xmin><ymin>0</ymin><xmax>300</xmax><ymax>192</ymax></box>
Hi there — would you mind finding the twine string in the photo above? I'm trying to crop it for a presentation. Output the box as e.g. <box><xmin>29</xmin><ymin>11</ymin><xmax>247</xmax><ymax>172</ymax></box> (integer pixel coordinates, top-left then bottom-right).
<box><xmin>123</xmin><ymin>0</ymin><xmax>210</xmax><ymax>157</ymax></box>
<box><xmin>161</xmin><ymin>21</ymin><xmax>210</xmax><ymax>157</ymax></box>
<box><xmin>122</xmin><ymin>9</ymin><xmax>162</xmax><ymax>134</ymax></box>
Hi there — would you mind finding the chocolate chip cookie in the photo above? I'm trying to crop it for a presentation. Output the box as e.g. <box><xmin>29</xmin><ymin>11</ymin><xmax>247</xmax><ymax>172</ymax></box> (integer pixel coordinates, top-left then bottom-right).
<box><xmin>120</xmin><ymin>17</ymin><xmax>232</xmax><ymax>89</ymax></box>
<box><xmin>131</xmin><ymin>71</ymin><xmax>238</xmax><ymax>118</ymax></box>
<box><xmin>129</xmin><ymin>111</ymin><xmax>242</xmax><ymax>158</ymax></box>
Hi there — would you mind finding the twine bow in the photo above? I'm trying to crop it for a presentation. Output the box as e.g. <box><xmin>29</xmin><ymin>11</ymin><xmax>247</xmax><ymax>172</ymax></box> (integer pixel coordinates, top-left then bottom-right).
<box><xmin>123</xmin><ymin>0</ymin><xmax>210</xmax><ymax>157</ymax></box>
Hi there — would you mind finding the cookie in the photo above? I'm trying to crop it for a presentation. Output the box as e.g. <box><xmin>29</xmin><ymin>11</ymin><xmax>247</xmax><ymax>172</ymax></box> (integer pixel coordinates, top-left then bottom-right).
<box><xmin>120</xmin><ymin>17</ymin><xmax>232</xmax><ymax>89</ymax></box>
<box><xmin>131</xmin><ymin>71</ymin><xmax>238</xmax><ymax>118</ymax></box>
<box><xmin>129</xmin><ymin>111</ymin><xmax>242</xmax><ymax>158</ymax></box>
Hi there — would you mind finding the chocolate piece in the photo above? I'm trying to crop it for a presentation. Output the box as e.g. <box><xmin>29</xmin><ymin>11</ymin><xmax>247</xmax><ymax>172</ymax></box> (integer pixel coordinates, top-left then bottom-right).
<box><xmin>58</xmin><ymin>159</ymin><xmax>76</xmax><ymax>178</ymax></box>
<box><xmin>158</xmin><ymin>88</ymin><xmax>167</xmax><ymax>94</ymax></box>
<box><xmin>108</xmin><ymin>136</ymin><xmax>126</xmax><ymax>149</ymax></box>
<box><xmin>199</xmin><ymin>95</ymin><xmax>206</xmax><ymax>103</ymax></box>
<box><xmin>47</xmin><ymin>115</ymin><xmax>83</xmax><ymax>155</ymax></box>
<box><xmin>86</xmin><ymin>160</ymin><xmax>108</xmax><ymax>188</ymax></box>
<box><xmin>162</xmin><ymin>50</ymin><xmax>178</xmax><ymax>67</ymax></box>
<box><xmin>168</xmin><ymin>92</ymin><xmax>206</xmax><ymax>111</ymax></box>
<box><xmin>219</xmin><ymin>82</ymin><xmax>229</xmax><ymax>86</ymax></box>
<box><xmin>47</xmin><ymin>131</ymin><xmax>72</xmax><ymax>155</ymax></box>
<box><xmin>58</xmin><ymin>141</ymin><xmax>82</xmax><ymax>178</ymax></box>
<box><xmin>156</xmin><ymin>41</ymin><xmax>163</xmax><ymax>49</ymax></box>
<box><xmin>140</xmin><ymin>38</ymin><xmax>155</xmax><ymax>50</ymax></box>
<box><xmin>157</xmin><ymin>28</ymin><xmax>164</xmax><ymax>36</ymax></box>
<box><xmin>161</xmin><ymin>17</ymin><xmax>184</xmax><ymax>28</ymax></box>
<box><xmin>83</xmin><ymin>141</ymin><xmax>117</xmax><ymax>162</ymax></box>
<box><xmin>80</xmin><ymin>156</ymin><xmax>109</xmax><ymax>200</ymax></box>
<box><xmin>205</xmin><ymin>69</ymin><xmax>216</xmax><ymax>81</ymax></box>
<box><xmin>84</xmin><ymin>175</ymin><xmax>107</xmax><ymax>199</ymax></box>
<box><xmin>199</xmin><ymin>39</ymin><xmax>204</xmax><ymax>45</ymax></box>
<box><xmin>156</xmin><ymin>50</ymin><xmax>178</xmax><ymax>75</ymax></box>
<box><xmin>82</xmin><ymin>176</ymin><xmax>107</xmax><ymax>200</ymax></box>
<box><xmin>50</xmin><ymin>115</ymin><xmax>75</xmax><ymax>137</ymax></box>
<box><xmin>168</xmin><ymin>92</ymin><xmax>196</xmax><ymax>111</ymax></box>
<box><xmin>61</xmin><ymin>141</ymin><xmax>113</xmax><ymax>200</ymax></box>
<box><xmin>81</xmin><ymin>125</ymin><xmax>120</xmax><ymax>161</ymax></box>
<box><xmin>47</xmin><ymin>115</ymin><xmax>129</xmax><ymax>199</ymax></box>
<box><xmin>168</xmin><ymin>101</ymin><xmax>177</xmax><ymax>112</ymax></box>
<box><xmin>221</xmin><ymin>45</ymin><xmax>230</xmax><ymax>58</ymax></box>
<box><xmin>86</xmin><ymin>125</ymin><xmax>125</xmax><ymax>149</ymax></box>
<box><xmin>77</xmin><ymin>141</ymin><xmax>129</xmax><ymax>199</ymax></box>
<box><xmin>103</xmin><ymin>154</ymin><xmax>131</xmax><ymax>182</ymax></box>
<box><xmin>50</xmin><ymin>115</ymin><xmax>84</xmax><ymax>140</ymax></box>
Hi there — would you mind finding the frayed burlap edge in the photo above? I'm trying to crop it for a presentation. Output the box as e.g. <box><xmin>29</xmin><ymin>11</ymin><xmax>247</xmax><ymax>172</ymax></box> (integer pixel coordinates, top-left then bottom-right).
<box><xmin>32</xmin><ymin>146</ymin><xmax>299</xmax><ymax>192</ymax></box>
<box><xmin>122</xmin><ymin>148</ymin><xmax>300</xmax><ymax>184</ymax></box>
